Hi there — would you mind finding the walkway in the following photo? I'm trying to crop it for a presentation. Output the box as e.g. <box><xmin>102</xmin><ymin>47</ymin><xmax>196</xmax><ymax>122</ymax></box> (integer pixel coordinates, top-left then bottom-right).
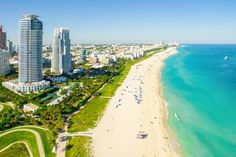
<box><xmin>67</xmin><ymin>132</ymin><xmax>93</xmax><ymax>138</ymax></box>
<box><xmin>56</xmin><ymin>83</ymin><xmax>108</xmax><ymax>157</ymax></box>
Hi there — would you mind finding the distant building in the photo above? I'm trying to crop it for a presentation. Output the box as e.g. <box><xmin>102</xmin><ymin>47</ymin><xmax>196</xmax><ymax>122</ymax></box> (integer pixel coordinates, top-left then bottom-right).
<box><xmin>0</xmin><ymin>25</ymin><xmax>7</xmax><ymax>49</ymax></box>
<box><xmin>0</xmin><ymin>49</ymin><xmax>10</xmax><ymax>76</ymax></box>
<box><xmin>7</xmin><ymin>40</ymin><xmax>13</xmax><ymax>54</ymax></box>
<box><xmin>80</xmin><ymin>49</ymin><xmax>87</xmax><ymax>61</ymax></box>
<box><xmin>51</xmin><ymin>28</ymin><xmax>72</xmax><ymax>74</ymax></box>
<box><xmin>19</xmin><ymin>14</ymin><xmax>43</xmax><ymax>83</ymax></box>
<box><xmin>110</xmin><ymin>55</ymin><xmax>117</xmax><ymax>63</ymax></box>
<box><xmin>99</xmin><ymin>56</ymin><xmax>110</xmax><ymax>65</ymax></box>
<box><xmin>73</xmin><ymin>68</ymin><xmax>84</xmax><ymax>74</ymax></box>
<box><xmin>88</xmin><ymin>54</ymin><xmax>98</xmax><ymax>65</ymax></box>
<box><xmin>49</xmin><ymin>76</ymin><xmax>68</xmax><ymax>83</ymax></box>
<box><xmin>3</xmin><ymin>32</ymin><xmax>6</xmax><ymax>49</ymax></box>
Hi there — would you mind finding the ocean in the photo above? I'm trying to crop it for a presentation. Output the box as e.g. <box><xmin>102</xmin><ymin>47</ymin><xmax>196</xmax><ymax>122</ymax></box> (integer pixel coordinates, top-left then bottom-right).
<box><xmin>161</xmin><ymin>44</ymin><xmax>236</xmax><ymax>157</ymax></box>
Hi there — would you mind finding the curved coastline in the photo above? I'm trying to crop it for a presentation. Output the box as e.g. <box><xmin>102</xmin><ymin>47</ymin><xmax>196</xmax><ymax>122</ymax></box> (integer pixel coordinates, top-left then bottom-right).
<box><xmin>160</xmin><ymin>44</ymin><xmax>236</xmax><ymax>157</ymax></box>
<box><xmin>159</xmin><ymin>48</ymin><xmax>183</xmax><ymax>156</ymax></box>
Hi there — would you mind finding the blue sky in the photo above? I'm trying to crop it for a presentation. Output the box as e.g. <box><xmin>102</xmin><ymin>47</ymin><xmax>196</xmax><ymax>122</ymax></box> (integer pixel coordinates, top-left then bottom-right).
<box><xmin>1</xmin><ymin>0</ymin><xmax>236</xmax><ymax>44</ymax></box>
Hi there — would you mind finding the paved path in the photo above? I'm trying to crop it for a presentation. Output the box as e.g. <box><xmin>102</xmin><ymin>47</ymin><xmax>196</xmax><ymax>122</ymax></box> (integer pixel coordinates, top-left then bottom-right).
<box><xmin>0</xmin><ymin>128</ymin><xmax>45</xmax><ymax>157</ymax></box>
<box><xmin>6</xmin><ymin>102</ymin><xmax>16</xmax><ymax>109</ymax></box>
<box><xmin>0</xmin><ymin>141</ymin><xmax>33</xmax><ymax>157</ymax></box>
<box><xmin>56</xmin><ymin>83</ymin><xmax>108</xmax><ymax>157</ymax></box>
<box><xmin>0</xmin><ymin>125</ymin><xmax>49</xmax><ymax>133</ymax></box>
<box><xmin>56</xmin><ymin>127</ymin><xmax>68</xmax><ymax>157</ymax></box>
<box><xmin>0</xmin><ymin>102</ymin><xmax>16</xmax><ymax>112</ymax></box>
<box><xmin>67</xmin><ymin>132</ymin><xmax>93</xmax><ymax>137</ymax></box>
<box><xmin>17</xmin><ymin>125</ymin><xmax>49</xmax><ymax>131</ymax></box>
<box><xmin>99</xmin><ymin>96</ymin><xmax>112</xmax><ymax>99</ymax></box>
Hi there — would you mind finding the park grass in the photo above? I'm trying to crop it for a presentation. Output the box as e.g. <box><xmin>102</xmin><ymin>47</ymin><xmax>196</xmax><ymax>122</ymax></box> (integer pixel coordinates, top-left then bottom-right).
<box><xmin>0</xmin><ymin>143</ymin><xmax>30</xmax><ymax>157</ymax></box>
<box><xmin>0</xmin><ymin>126</ymin><xmax>56</xmax><ymax>157</ymax></box>
<box><xmin>21</xmin><ymin>127</ymin><xmax>56</xmax><ymax>157</ymax></box>
<box><xmin>0</xmin><ymin>131</ymin><xmax>40</xmax><ymax>157</ymax></box>
<box><xmin>66</xmin><ymin>136</ymin><xmax>91</xmax><ymax>157</ymax></box>
<box><xmin>68</xmin><ymin>97</ymin><xmax>109</xmax><ymax>132</ymax></box>
<box><xmin>99</xmin><ymin>83</ymin><xmax>120</xmax><ymax>97</ymax></box>
<box><xmin>0</xmin><ymin>103</ymin><xmax>12</xmax><ymax>114</ymax></box>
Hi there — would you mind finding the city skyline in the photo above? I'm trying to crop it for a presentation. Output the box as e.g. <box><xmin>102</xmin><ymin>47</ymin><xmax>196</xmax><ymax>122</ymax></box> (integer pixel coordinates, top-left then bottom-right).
<box><xmin>1</xmin><ymin>0</ymin><xmax>236</xmax><ymax>44</ymax></box>
<box><xmin>0</xmin><ymin>1</ymin><xmax>235</xmax><ymax>157</ymax></box>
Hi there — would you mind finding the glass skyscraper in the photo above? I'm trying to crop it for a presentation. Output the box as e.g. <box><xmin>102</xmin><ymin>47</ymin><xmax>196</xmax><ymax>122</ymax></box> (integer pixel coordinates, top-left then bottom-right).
<box><xmin>19</xmin><ymin>14</ymin><xmax>43</xmax><ymax>83</ymax></box>
<box><xmin>51</xmin><ymin>28</ymin><xmax>71</xmax><ymax>74</ymax></box>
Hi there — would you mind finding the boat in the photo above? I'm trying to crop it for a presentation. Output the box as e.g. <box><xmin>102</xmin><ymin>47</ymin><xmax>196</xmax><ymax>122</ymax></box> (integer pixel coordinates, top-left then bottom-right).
<box><xmin>224</xmin><ymin>56</ymin><xmax>229</xmax><ymax>60</ymax></box>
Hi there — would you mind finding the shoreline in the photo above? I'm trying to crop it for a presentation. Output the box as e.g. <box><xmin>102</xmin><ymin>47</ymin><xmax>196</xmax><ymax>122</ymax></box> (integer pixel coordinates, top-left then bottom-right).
<box><xmin>91</xmin><ymin>47</ymin><xmax>181</xmax><ymax>157</ymax></box>
<box><xmin>159</xmin><ymin>48</ymin><xmax>182</xmax><ymax>156</ymax></box>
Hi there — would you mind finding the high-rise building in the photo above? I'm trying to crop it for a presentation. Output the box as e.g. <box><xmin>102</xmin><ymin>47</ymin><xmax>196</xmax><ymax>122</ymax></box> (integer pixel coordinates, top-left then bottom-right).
<box><xmin>0</xmin><ymin>25</ymin><xmax>7</xmax><ymax>49</ymax></box>
<box><xmin>0</xmin><ymin>49</ymin><xmax>10</xmax><ymax>76</ymax></box>
<box><xmin>7</xmin><ymin>40</ymin><xmax>13</xmax><ymax>53</ymax></box>
<box><xmin>2</xmin><ymin>14</ymin><xmax>49</xmax><ymax>94</ymax></box>
<box><xmin>19</xmin><ymin>14</ymin><xmax>43</xmax><ymax>83</ymax></box>
<box><xmin>51</xmin><ymin>28</ymin><xmax>72</xmax><ymax>74</ymax></box>
<box><xmin>3</xmin><ymin>32</ymin><xmax>6</xmax><ymax>49</ymax></box>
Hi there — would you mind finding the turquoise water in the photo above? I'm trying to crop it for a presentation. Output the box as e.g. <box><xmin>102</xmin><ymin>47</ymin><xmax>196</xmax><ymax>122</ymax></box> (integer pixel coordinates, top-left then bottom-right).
<box><xmin>162</xmin><ymin>45</ymin><xmax>236</xmax><ymax>157</ymax></box>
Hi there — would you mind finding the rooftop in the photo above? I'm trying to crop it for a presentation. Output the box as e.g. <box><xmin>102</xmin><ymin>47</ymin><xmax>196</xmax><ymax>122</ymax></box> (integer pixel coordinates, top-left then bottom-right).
<box><xmin>22</xmin><ymin>14</ymin><xmax>39</xmax><ymax>20</ymax></box>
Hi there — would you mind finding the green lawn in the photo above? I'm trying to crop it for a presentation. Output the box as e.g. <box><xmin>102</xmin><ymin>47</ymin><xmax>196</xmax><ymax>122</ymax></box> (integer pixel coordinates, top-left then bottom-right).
<box><xmin>68</xmin><ymin>97</ymin><xmax>109</xmax><ymax>132</ymax></box>
<box><xmin>22</xmin><ymin>127</ymin><xmax>56</xmax><ymax>157</ymax></box>
<box><xmin>99</xmin><ymin>83</ymin><xmax>120</xmax><ymax>97</ymax></box>
<box><xmin>0</xmin><ymin>131</ymin><xmax>40</xmax><ymax>157</ymax></box>
<box><xmin>0</xmin><ymin>103</ymin><xmax>12</xmax><ymax>114</ymax></box>
<box><xmin>66</xmin><ymin>136</ymin><xmax>91</xmax><ymax>157</ymax></box>
<box><xmin>0</xmin><ymin>126</ymin><xmax>56</xmax><ymax>157</ymax></box>
<box><xmin>0</xmin><ymin>143</ymin><xmax>30</xmax><ymax>157</ymax></box>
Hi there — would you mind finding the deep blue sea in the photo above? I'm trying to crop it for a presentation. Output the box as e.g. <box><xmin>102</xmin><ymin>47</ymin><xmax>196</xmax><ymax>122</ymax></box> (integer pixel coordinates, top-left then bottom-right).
<box><xmin>161</xmin><ymin>45</ymin><xmax>236</xmax><ymax>157</ymax></box>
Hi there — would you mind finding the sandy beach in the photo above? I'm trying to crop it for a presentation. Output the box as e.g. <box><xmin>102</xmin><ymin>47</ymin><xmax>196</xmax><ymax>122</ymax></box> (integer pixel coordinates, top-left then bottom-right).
<box><xmin>91</xmin><ymin>47</ymin><xmax>180</xmax><ymax>157</ymax></box>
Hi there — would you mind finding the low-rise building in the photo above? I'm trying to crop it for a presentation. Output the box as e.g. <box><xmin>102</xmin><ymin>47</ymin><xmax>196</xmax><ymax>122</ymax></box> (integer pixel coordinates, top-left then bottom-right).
<box><xmin>73</xmin><ymin>68</ymin><xmax>84</xmax><ymax>74</ymax></box>
<box><xmin>23</xmin><ymin>103</ymin><xmax>39</xmax><ymax>113</ymax></box>
<box><xmin>2</xmin><ymin>80</ymin><xmax>50</xmax><ymax>94</ymax></box>
<box><xmin>49</xmin><ymin>76</ymin><xmax>68</xmax><ymax>83</ymax></box>
<box><xmin>88</xmin><ymin>54</ymin><xmax>99</xmax><ymax>65</ymax></box>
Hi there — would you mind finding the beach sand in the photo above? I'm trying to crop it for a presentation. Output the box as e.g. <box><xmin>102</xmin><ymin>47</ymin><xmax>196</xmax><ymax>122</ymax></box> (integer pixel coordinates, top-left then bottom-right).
<box><xmin>91</xmin><ymin>47</ymin><xmax>180</xmax><ymax>157</ymax></box>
